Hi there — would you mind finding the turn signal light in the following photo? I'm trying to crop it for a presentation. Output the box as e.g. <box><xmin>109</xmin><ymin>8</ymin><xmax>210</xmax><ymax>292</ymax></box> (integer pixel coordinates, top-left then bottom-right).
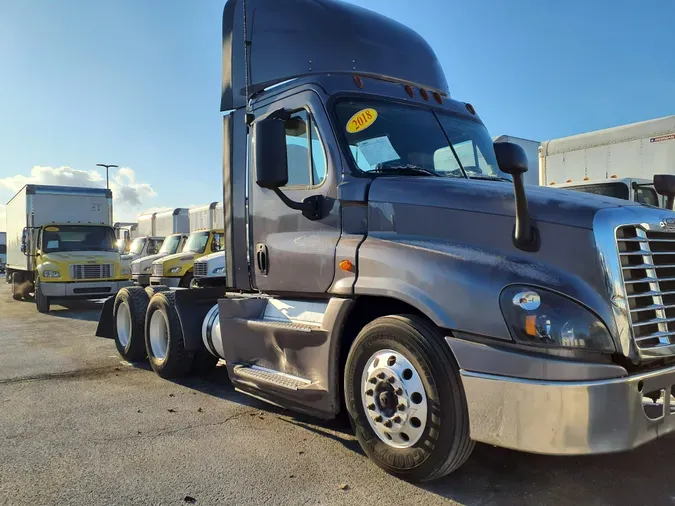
<box><xmin>339</xmin><ymin>260</ymin><xmax>354</xmax><ymax>272</ymax></box>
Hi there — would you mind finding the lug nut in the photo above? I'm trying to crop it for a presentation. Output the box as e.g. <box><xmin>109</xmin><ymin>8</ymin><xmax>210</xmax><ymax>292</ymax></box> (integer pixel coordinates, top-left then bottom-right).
<box><xmin>369</xmin><ymin>377</ymin><xmax>377</xmax><ymax>384</ymax></box>
<box><xmin>393</xmin><ymin>416</ymin><xmax>401</xmax><ymax>423</ymax></box>
<box><xmin>377</xmin><ymin>372</ymin><xmax>386</xmax><ymax>379</ymax></box>
<box><xmin>367</xmin><ymin>403</ymin><xmax>376</xmax><ymax>411</ymax></box>
<box><xmin>395</xmin><ymin>388</ymin><xmax>403</xmax><ymax>396</ymax></box>
<box><xmin>374</xmin><ymin>415</ymin><xmax>382</xmax><ymax>423</ymax></box>
<box><xmin>397</xmin><ymin>404</ymin><xmax>405</xmax><ymax>411</ymax></box>
<box><xmin>365</xmin><ymin>389</ymin><xmax>373</xmax><ymax>396</ymax></box>
<box><xmin>384</xmin><ymin>420</ymin><xmax>393</xmax><ymax>428</ymax></box>
<box><xmin>387</xmin><ymin>376</ymin><xmax>395</xmax><ymax>384</ymax></box>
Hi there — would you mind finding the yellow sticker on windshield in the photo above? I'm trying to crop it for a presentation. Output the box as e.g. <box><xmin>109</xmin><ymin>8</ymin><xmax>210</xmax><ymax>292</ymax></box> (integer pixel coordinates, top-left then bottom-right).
<box><xmin>44</xmin><ymin>226</ymin><xmax>59</xmax><ymax>232</ymax></box>
<box><xmin>346</xmin><ymin>108</ymin><xmax>378</xmax><ymax>134</ymax></box>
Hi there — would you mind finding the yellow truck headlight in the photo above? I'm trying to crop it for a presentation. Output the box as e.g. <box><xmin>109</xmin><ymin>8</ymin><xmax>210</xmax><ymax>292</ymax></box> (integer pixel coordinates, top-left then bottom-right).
<box><xmin>42</xmin><ymin>270</ymin><xmax>61</xmax><ymax>278</ymax></box>
<box><xmin>169</xmin><ymin>266</ymin><xmax>182</xmax><ymax>274</ymax></box>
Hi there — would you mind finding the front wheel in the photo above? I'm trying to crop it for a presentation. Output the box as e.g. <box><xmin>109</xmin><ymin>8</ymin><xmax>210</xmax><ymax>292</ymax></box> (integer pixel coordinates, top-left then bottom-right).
<box><xmin>35</xmin><ymin>279</ymin><xmax>50</xmax><ymax>313</ymax></box>
<box><xmin>344</xmin><ymin>315</ymin><xmax>474</xmax><ymax>482</ymax></box>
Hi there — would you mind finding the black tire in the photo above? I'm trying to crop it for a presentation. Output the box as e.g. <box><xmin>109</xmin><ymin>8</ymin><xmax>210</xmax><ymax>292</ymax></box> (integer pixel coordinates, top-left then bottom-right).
<box><xmin>191</xmin><ymin>349</ymin><xmax>219</xmax><ymax>375</ymax></box>
<box><xmin>144</xmin><ymin>291</ymin><xmax>194</xmax><ymax>378</ymax></box>
<box><xmin>344</xmin><ymin>315</ymin><xmax>474</xmax><ymax>482</ymax></box>
<box><xmin>35</xmin><ymin>279</ymin><xmax>50</xmax><ymax>313</ymax></box>
<box><xmin>11</xmin><ymin>273</ymin><xmax>23</xmax><ymax>301</ymax></box>
<box><xmin>144</xmin><ymin>285</ymin><xmax>170</xmax><ymax>299</ymax></box>
<box><xmin>179</xmin><ymin>271</ymin><xmax>193</xmax><ymax>288</ymax></box>
<box><xmin>113</xmin><ymin>287</ymin><xmax>150</xmax><ymax>362</ymax></box>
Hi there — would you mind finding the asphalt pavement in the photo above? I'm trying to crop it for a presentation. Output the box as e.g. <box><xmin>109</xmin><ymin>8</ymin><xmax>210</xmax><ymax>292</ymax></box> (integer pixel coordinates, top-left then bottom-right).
<box><xmin>1</xmin><ymin>282</ymin><xmax>675</xmax><ymax>505</ymax></box>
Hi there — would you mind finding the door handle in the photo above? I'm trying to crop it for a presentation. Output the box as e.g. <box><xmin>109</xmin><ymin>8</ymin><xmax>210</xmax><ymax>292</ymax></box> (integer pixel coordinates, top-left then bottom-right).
<box><xmin>256</xmin><ymin>243</ymin><xmax>269</xmax><ymax>275</ymax></box>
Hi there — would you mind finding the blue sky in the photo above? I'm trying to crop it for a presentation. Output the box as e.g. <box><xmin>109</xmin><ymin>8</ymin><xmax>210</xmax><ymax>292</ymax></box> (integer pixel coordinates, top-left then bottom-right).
<box><xmin>1</xmin><ymin>0</ymin><xmax>674</xmax><ymax>227</ymax></box>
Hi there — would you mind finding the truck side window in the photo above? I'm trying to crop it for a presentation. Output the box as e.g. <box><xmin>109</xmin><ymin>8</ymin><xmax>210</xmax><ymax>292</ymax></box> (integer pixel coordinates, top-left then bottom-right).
<box><xmin>147</xmin><ymin>239</ymin><xmax>161</xmax><ymax>255</ymax></box>
<box><xmin>211</xmin><ymin>232</ymin><xmax>223</xmax><ymax>252</ymax></box>
<box><xmin>636</xmin><ymin>187</ymin><xmax>659</xmax><ymax>207</ymax></box>
<box><xmin>284</xmin><ymin>110</ymin><xmax>327</xmax><ymax>187</ymax></box>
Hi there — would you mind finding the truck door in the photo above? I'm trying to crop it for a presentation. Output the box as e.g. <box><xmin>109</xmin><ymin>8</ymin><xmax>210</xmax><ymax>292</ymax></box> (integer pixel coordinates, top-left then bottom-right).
<box><xmin>249</xmin><ymin>90</ymin><xmax>341</xmax><ymax>294</ymax></box>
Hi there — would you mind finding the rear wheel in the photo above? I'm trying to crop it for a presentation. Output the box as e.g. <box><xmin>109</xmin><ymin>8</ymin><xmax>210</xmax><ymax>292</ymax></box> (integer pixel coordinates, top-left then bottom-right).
<box><xmin>113</xmin><ymin>287</ymin><xmax>149</xmax><ymax>361</ymax></box>
<box><xmin>344</xmin><ymin>315</ymin><xmax>474</xmax><ymax>482</ymax></box>
<box><xmin>145</xmin><ymin>285</ymin><xmax>169</xmax><ymax>299</ymax></box>
<box><xmin>145</xmin><ymin>291</ymin><xmax>194</xmax><ymax>378</ymax></box>
<box><xmin>35</xmin><ymin>279</ymin><xmax>50</xmax><ymax>313</ymax></box>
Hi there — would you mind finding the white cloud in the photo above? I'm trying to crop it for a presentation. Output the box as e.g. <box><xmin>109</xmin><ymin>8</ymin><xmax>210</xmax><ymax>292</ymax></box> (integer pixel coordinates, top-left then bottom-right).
<box><xmin>0</xmin><ymin>165</ymin><xmax>159</xmax><ymax>226</ymax></box>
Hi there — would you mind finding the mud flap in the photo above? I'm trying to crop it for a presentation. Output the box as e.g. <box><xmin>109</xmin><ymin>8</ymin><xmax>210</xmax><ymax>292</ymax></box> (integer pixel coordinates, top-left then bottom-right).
<box><xmin>96</xmin><ymin>296</ymin><xmax>116</xmax><ymax>338</ymax></box>
<box><xmin>174</xmin><ymin>287</ymin><xmax>224</xmax><ymax>351</ymax></box>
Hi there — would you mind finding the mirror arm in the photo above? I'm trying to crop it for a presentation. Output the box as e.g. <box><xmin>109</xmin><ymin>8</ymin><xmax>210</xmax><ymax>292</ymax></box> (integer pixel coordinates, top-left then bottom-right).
<box><xmin>271</xmin><ymin>188</ymin><xmax>324</xmax><ymax>221</ymax></box>
<box><xmin>511</xmin><ymin>173</ymin><xmax>540</xmax><ymax>252</ymax></box>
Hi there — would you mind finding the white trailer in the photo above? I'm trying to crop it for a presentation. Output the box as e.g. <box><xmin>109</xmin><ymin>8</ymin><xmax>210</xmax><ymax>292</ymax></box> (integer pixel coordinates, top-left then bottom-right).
<box><xmin>189</xmin><ymin>202</ymin><xmax>218</xmax><ymax>232</ymax></box>
<box><xmin>493</xmin><ymin>135</ymin><xmax>540</xmax><ymax>186</ymax></box>
<box><xmin>540</xmin><ymin>116</ymin><xmax>675</xmax><ymax>186</ymax></box>
<box><xmin>155</xmin><ymin>208</ymin><xmax>190</xmax><ymax>237</ymax></box>
<box><xmin>136</xmin><ymin>212</ymin><xmax>157</xmax><ymax>237</ymax></box>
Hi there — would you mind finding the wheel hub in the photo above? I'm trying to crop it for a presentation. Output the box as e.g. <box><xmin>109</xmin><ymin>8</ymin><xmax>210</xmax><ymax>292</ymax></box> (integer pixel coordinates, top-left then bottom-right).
<box><xmin>361</xmin><ymin>349</ymin><xmax>428</xmax><ymax>448</ymax></box>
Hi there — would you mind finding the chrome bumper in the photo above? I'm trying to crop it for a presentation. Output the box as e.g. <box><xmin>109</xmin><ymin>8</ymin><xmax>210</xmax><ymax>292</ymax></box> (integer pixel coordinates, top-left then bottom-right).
<box><xmin>132</xmin><ymin>274</ymin><xmax>151</xmax><ymax>286</ymax></box>
<box><xmin>462</xmin><ymin>365</ymin><xmax>675</xmax><ymax>455</ymax></box>
<box><xmin>40</xmin><ymin>280</ymin><xmax>132</xmax><ymax>298</ymax></box>
<box><xmin>149</xmin><ymin>276</ymin><xmax>181</xmax><ymax>287</ymax></box>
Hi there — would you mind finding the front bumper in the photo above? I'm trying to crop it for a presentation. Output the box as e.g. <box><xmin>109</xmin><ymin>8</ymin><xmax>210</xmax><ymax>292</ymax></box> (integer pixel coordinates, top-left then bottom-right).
<box><xmin>132</xmin><ymin>274</ymin><xmax>151</xmax><ymax>286</ymax></box>
<box><xmin>149</xmin><ymin>276</ymin><xmax>181</xmax><ymax>287</ymax></box>
<box><xmin>40</xmin><ymin>280</ymin><xmax>132</xmax><ymax>298</ymax></box>
<box><xmin>462</xmin><ymin>365</ymin><xmax>675</xmax><ymax>455</ymax></box>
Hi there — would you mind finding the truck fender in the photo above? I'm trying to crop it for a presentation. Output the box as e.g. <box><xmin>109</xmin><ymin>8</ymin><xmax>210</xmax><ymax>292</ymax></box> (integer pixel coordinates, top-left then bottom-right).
<box><xmin>96</xmin><ymin>296</ymin><xmax>116</xmax><ymax>339</ymax></box>
<box><xmin>174</xmin><ymin>287</ymin><xmax>225</xmax><ymax>351</ymax></box>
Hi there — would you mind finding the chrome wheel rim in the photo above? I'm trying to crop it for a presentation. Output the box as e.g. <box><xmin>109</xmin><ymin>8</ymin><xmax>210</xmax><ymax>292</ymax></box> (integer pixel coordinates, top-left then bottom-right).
<box><xmin>116</xmin><ymin>302</ymin><xmax>132</xmax><ymax>348</ymax></box>
<box><xmin>149</xmin><ymin>310</ymin><xmax>169</xmax><ymax>362</ymax></box>
<box><xmin>361</xmin><ymin>349</ymin><xmax>428</xmax><ymax>448</ymax></box>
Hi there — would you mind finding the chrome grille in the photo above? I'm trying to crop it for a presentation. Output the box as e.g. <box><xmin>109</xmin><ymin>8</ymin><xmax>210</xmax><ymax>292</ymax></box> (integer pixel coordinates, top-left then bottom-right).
<box><xmin>193</xmin><ymin>261</ymin><xmax>208</xmax><ymax>277</ymax></box>
<box><xmin>152</xmin><ymin>263</ymin><xmax>163</xmax><ymax>276</ymax></box>
<box><xmin>70</xmin><ymin>264</ymin><xmax>112</xmax><ymax>280</ymax></box>
<box><xmin>617</xmin><ymin>225</ymin><xmax>675</xmax><ymax>352</ymax></box>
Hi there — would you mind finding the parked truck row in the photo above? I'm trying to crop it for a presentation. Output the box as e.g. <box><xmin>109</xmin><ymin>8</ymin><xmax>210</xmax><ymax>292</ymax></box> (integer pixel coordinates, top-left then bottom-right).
<box><xmin>91</xmin><ymin>0</ymin><xmax>675</xmax><ymax>483</ymax></box>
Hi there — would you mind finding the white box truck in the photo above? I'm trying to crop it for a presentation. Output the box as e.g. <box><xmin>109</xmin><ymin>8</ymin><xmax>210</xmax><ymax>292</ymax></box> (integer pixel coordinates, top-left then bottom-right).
<box><xmin>114</xmin><ymin>222</ymin><xmax>137</xmax><ymax>253</ymax></box>
<box><xmin>130</xmin><ymin>208</ymin><xmax>190</xmax><ymax>286</ymax></box>
<box><xmin>493</xmin><ymin>135</ymin><xmax>540</xmax><ymax>186</ymax></box>
<box><xmin>123</xmin><ymin>212</ymin><xmax>164</xmax><ymax>263</ymax></box>
<box><xmin>149</xmin><ymin>202</ymin><xmax>224</xmax><ymax>287</ymax></box>
<box><xmin>5</xmin><ymin>185</ymin><xmax>132</xmax><ymax>312</ymax></box>
<box><xmin>0</xmin><ymin>232</ymin><xmax>6</xmax><ymax>273</ymax></box>
<box><xmin>540</xmin><ymin>116</ymin><xmax>675</xmax><ymax>204</ymax></box>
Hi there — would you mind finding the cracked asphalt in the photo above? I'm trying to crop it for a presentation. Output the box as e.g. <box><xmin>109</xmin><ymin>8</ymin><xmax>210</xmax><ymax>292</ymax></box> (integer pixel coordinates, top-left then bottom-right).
<box><xmin>2</xmin><ymin>283</ymin><xmax>675</xmax><ymax>505</ymax></box>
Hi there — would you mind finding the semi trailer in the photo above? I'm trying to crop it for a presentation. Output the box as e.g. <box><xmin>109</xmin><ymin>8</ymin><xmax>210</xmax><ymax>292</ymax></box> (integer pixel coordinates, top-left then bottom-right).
<box><xmin>7</xmin><ymin>185</ymin><xmax>131</xmax><ymax>313</ymax></box>
<box><xmin>148</xmin><ymin>203</ymin><xmax>223</xmax><ymax>288</ymax></box>
<box><xmin>98</xmin><ymin>0</ymin><xmax>675</xmax><ymax>482</ymax></box>
<box><xmin>0</xmin><ymin>232</ymin><xmax>6</xmax><ymax>273</ymax></box>
<box><xmin>130</xmin><ymin>208</ymin><xmax>190</xmax><ymax>286</ymax></box>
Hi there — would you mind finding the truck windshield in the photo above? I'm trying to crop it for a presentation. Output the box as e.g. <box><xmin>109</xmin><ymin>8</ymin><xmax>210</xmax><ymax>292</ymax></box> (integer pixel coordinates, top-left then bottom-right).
<box><xmin>159</xmin><ymin>235</ymin><xmax>181</xmax><ymax>254</ymax></box>
<box><xmin>42</xmin><ymin>225</ymin><xmax>117</xmax><ymax>253</ymax></box>
<box><xmin>184</xmin><ymin>231</ymin><xmax>209</xmax><ymax>254</ymax></box>
<box><xmin>565</xmin><ymin>182</ymin><xmax>630</xmax><ymax>200</ymax></box>
<box><xmin>129</xmin><ymin>238</ymin><xmax>147</xmax><ymax>256</ymax></box>
<box><xmin>335</xmin><ymin>98</ymin><xmax>507</xmax><ymax>180</ymax></box>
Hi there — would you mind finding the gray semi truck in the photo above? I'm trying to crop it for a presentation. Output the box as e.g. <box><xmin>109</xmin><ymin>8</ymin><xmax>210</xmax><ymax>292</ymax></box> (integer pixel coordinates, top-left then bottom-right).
<box><xmin>97</xmin><ymin>0</ymin><xmax>675</xmax><ymax>482</ymax></box>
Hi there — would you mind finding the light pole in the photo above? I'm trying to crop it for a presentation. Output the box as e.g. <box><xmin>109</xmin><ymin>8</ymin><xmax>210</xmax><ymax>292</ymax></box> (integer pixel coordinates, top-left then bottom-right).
<box><xmin>96</xmin><ymin>163</ymin><xmax>118</xmax><ymax>190</ymax></box>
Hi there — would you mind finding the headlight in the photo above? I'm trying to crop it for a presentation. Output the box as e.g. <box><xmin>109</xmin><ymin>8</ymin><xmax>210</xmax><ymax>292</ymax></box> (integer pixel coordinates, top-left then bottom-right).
<box><xmin>143</xmin><ymin>266</ymin><xmax>152</xmax><ymax>273</ymax></box>
<box><xmin>169</xmin><ymin>266</ymin><xmax>182</xmax><ymax>273</ymax></box>
<box><xmin>121</xmin><ymin>268</ymin><xmax>131</xmax><ymax>276</ymax></box>
<box><xmin>213</xmin><ymin>266</ymin><xmax>225</xmax><ymax>274</ymax></box>
<box><xmin>500</xmin><ymin>285</ymin><xmax>615</xmax><ymax>352</ymax></box>
<box><xmin>42</xmin><ymin>270</ymin><xmax>61</xmax><ymax>278</ymax></box>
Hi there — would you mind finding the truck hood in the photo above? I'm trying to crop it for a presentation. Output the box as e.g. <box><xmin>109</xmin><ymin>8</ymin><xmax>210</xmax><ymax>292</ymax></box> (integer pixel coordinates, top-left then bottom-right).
<box><xmin>44</xmin><ymin>251</ymin><xmax>120</xmax><ymax>263</ymax></box>
<box><xmin>368</xmin><ymin>177</ymin><xmax>639</xmax><ymax>230</ymax></box>
<box><xmin>155</xmin><ymin>251</ymin><xmax>196</xmax><ymax>264</ymax></box>
<box><xmin>131</xmin><ymin>252</ymin><xmax>166</xmax><ymax>268</ymax></box>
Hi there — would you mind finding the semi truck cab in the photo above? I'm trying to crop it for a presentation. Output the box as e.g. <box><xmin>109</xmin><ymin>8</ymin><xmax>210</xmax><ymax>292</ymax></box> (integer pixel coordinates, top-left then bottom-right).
<box><xmin>98</xmin><ymin>0</ymin><xmax>675</xmax><ymax>482</ymax></box>
<box><xmin>149</xmin><ymin>229</ymin><xmax>223</xmax><ymax>287</ymax></box>
<box><xmin>191</xmin><ymin>251</ymin><xmax>225</xmax><ymax>288</ymax></box>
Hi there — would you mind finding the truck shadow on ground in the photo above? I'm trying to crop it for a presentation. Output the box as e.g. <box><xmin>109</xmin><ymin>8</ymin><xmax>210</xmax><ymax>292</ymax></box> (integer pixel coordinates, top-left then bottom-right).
<box><xmin>131</xmin><ymin>362</ymin><xmax>675</xmax><ymax>505</ymax></box>
<box><xmin>47</xmin><ymin>300</ymin><xmax>104</xmax><ymax>322</ymax></box>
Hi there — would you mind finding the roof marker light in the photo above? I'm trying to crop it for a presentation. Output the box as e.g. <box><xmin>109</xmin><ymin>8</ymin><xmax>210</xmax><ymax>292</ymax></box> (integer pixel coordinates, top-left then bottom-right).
<box><xmin>420</xmin><ymin>89</ymin><xmax>429</xmax><ymax>101</ymax></box>
<box><xmin>566</xmin><ymin>179</ymin><xmax>572</xmax><ymax>183</ymax></box>
<box><xmin>404</xmin><ymin>85</ymin><xmax>414</xmax><ymax>97</ymax></box>
<box><xmin>433</xmin><ymin>92</ymin><xmax>443</xmax><ymax>104</ymax></box>
<box><xmin>466</xmin><ymin>103</ymin><xmax>476</xmax><ymax>115</ymax></box>
<box><xmin>353</xmin><ymin>75</ymin><xmax>364</xmax><ymax>89</ymax></box>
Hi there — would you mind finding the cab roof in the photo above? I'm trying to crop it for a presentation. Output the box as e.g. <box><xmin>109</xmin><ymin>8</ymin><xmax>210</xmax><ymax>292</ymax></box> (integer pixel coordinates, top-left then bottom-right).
<box><xmin>221</xmin><ymin>0</ymin><xmax>449</xmax><ymax>111</ymax></box>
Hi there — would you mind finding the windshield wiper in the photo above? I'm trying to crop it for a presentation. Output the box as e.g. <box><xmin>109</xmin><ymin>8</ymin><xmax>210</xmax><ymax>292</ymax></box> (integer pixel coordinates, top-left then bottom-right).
<box><xmin>371</xmin><ymin>165</ymin><xmax>440</xmax><ymax>177</ymax></box>
<box><xmin>468</xmin><ymin>175</ymin><xmax>511</xmax><ymax>182</ymax></box>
